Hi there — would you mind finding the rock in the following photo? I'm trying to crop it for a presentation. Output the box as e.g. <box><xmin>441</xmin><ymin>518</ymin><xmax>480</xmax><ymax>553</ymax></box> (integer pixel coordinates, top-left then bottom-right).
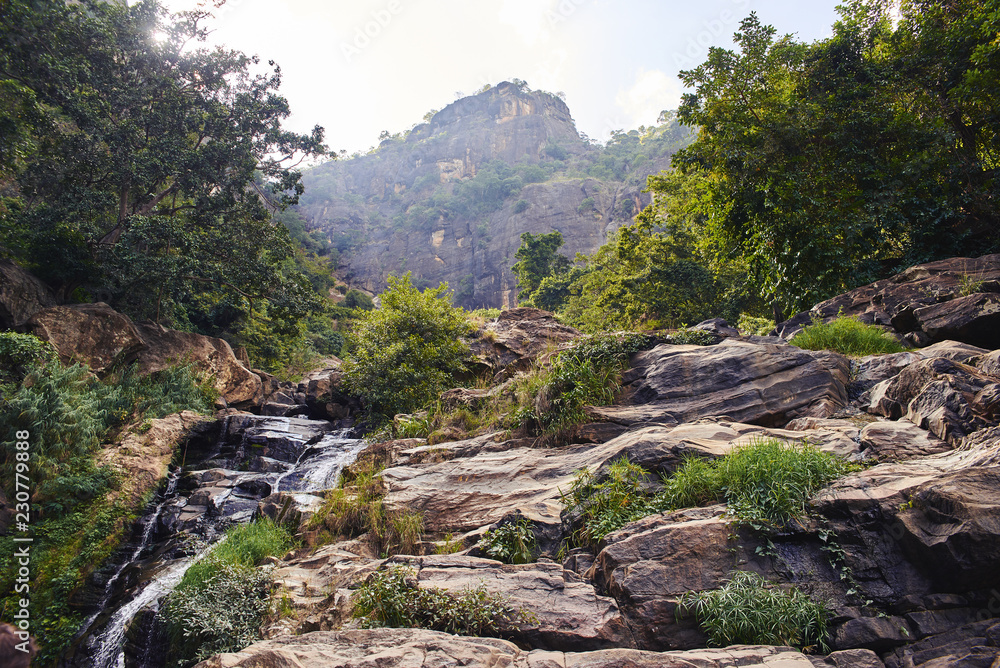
<box><xmin>914</xmin><ymin>294</ymin><xmax>1000</xmax><ymax>350</ymax></box>
<box><xmin>774</xmin><ymin>255</ymin><xmax>1000</xmax><ymax>348</ymax></box>
<box><xmin>691</xmin><ymin>318</ymin><xmax>740</xmax><ymax>338</ymax></box>
<box><xmin>439</xmin><ymin>387</ymin><xmax>491</xmax><ymax>411</ymax></box>
<box><xmin>26</xmin><ymin>302</ymin><xmax>144</xmax><ymax>373</ymax></box>
<box><xmin>0</xmin><ymin>256</ymin><xmax>55</xmax><ymax>328</ymax></box>
<box><xmin>135</xmin><ymin>322</ymin><xmax>262</xmax><ymax>409</ymax></box>
<box><xmin>859</xmin><ymin>421</ymin><xmax>952</xmax><ymax>461</ymax></box>
<box><xmin>832</xmin><ymin>616</ymin><xmax>915</xmax><ymax>652</ymax></box>
<box><xmin>469</xmin><ymin>308</ymin><xmax>581</xmax><ymax>376</ymax></box>
<box><xmin>591</xmin><ymin>339</ymin><xmax>849</xmax><ymax>428</ymax></box>
<box><xmin>194</xmin><ymin>627</ymin><xmax>864</xmax><ymax>668</ymax></box>
<box><xmin>810</xmin><ymin>649</ymin><xmax>886</xmax><ymax>668</ymax></box>
<box><xmin>867</xmin><ymin>357</ymin><xmax>1000</xmax><ymax>445</ymax></box>
<box><xmin>976</xmin><ymin>350</ymin><xmax>1000</xmax><ymax>379</ymax></box>
<box><xmin>918</xmin><ymin>341</ymin><xmax>991</xmax><ymax>363</ymax></box>
<box><xmin>850</xmin><ymin>352</ymin><xmax>924</xmax><ymax>403</ymax></box>
<box><xmin>883</xmin><ymin>620</ymin><xmax>1000</xmax><ymax>668</ymax></box>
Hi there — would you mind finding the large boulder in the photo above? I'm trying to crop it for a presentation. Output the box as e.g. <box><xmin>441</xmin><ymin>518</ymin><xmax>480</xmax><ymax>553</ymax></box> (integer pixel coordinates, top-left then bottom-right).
<box><xmin>867</xmin><ymin>357</ymin><xmax>1000</xmax><ymax>445</ymax></box>
<box><xmin>468</xmin><ymin>308</ymin><xmax>580</xmax><ymax>376</ymax></box>
<box><xmin>0</xmin><ymin>256</ymin><xmax>55</xmax><ymax>329</ymax></box>
<box><xmin>26</xmin><ymin>302</ymin><xmax>144</xmax><ymax>373</ymax></box>
<box><xmin>774</xmin><ymin>254</ymin><xmax>1000</xmax><ymax>349</ymax></box>
<box><xmin>590</xmin><ymin>339</ymin><xmax>849</xmax><ymax>428</ymax></box>
<box><xmin>135</xmin><ymin>323</ymin><xmax>262</xmax><ymax>409</ymax></box>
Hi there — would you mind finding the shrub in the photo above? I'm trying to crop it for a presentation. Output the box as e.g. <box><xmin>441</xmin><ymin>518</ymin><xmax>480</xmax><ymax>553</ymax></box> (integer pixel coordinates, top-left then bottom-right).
<box><xmin>0</xmin><ymin>331</ymin><xmax>53</xmax><ymax>386</ymax></box>
<box><xmin>666</xmin><ymin>329</ymin><xmax>717</xmax><ymax>346</ymax></box>
<box><xmin>163</xmin><ymin>519</ymin><xmax>294</xmax><ymax>665</ymax></box>
<box><xmin>352</xmin><ymin>564</ymin><xmax>532</xmax><ymax>636</ymax></box>
<box><xmin>678</xmin><ymin>571</ymin><xmax>829</xmax><ymax>650</ymax></box>
<box><xmin>561</xmin><ymin>459</ymin><xmax>654</xmax><ymax>545</ymax></box>
<box><xmin>343</xmin><ymin>273</ymin><xmax>473</xmax><ymax>419</ymax></box>
<box><xmin>480</xmin><ymin>517</ymin><xmax>536</xmax><ymax>564</ymax></box>
<box><xmin>513</xmin><ymin>199</ymin><xmax>530</xmax><ymax>214</ymax></box>
<box><xmin>790</xmin><ymin>316</ymin><xmax>905</xmax><ymax>356</ymax></box>
<box><xmin>737</xmin><ymin>314</ymin><xmax>776</xmax><ymax>336</ymax></box>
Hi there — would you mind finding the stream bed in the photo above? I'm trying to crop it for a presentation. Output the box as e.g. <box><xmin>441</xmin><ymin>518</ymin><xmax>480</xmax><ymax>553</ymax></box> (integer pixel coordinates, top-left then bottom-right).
<box><xmin>69</xmin><ymin>415</ymin><xmax>365</xmax><ymax>668</ymax></box>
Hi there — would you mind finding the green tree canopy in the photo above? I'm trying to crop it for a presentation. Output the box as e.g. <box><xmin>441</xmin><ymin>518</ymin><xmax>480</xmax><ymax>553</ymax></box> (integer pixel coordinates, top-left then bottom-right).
<box><xmin>0</xmin><ymin>0</ymin><xmax>326</xmax><ymax>334</ymax></box>
<box><xmin>512</xmin><ymin>231</ymin><xmax>572</xmax><ymax>304</ymax></box>
<box><xmin>342</xmin><ymin>274</ymin><xmax>472</xmax><ymax>419</ymax></box>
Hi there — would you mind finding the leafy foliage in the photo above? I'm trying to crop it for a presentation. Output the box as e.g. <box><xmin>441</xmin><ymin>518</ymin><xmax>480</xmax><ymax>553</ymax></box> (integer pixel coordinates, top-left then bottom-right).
<box><xmin>480</xmin><ymin>517</ymin><xmax>536</xmax><ymax>564</ymax></box>
<box><xmin>790</xmin><ymin>317</ymin><xmax>906</xmax><ymax>356</ymax></box>
<box><xmin>343</xmin><ymin>273</ymin><xmax>473</xmax><ymax>419</ymax></box>
<box><xmin>352</xmin><ymin>564</ymin><xmax>533</xmax><ymax>637</ymax></box>
<box><xmin>678</xmin><ymin>571</ymin><xmax>830</xmax><ymax>650</ymax></box>
<box><xmin>512</xmin><ymin>231</ymin><xmax>572</xmax><ymax>304</ymax></box>
<box><xmin>163</xmin><ymin>519</ymin><xmax>294</xmax><ymax>666</ymax></box>
<box><xmin>562</xmin><ymin>439</ymin><xmax>852</xmax><ymax>544</ymax></box>
<box><xmin>0</xmin><ymin>331</ymin><xmax>53</xmax><ymax>387</ymax></box>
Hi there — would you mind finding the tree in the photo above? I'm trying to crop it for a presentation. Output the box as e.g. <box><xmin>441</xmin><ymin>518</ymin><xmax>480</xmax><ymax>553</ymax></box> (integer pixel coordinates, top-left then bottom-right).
<box><xmin>0</xmin><ymin>0</ymin><xmax>326</xmax><ymax>329</ymax></box>
<box><xmin>512</xmin><ymin>231</ymin><xmax>571</xmax><ymax>304</ymax></box>
<box><xmin>342</xmin><ymin>274</ymin><xmax>472</xmax><ymax>419</ymax></box>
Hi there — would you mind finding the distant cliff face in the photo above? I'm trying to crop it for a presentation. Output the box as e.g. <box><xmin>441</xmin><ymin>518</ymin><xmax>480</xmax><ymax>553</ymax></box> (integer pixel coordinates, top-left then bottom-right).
<box><xmin>295</xmin><ymin>82</ymin><xmax>694</xmax><ymax>308</ymax></box>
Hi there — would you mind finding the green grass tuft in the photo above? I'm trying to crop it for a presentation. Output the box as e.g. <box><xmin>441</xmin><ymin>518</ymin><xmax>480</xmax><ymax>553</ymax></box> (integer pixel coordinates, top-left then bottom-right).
<box><xmin>790</xmin><ymin>316</ymin><xmax>905</xmax><ymax>356</ymax></box>
<box><xmin>678</xmin><ymin>570</ymin><xmax>829</xmax><ymax>650</ymax></box>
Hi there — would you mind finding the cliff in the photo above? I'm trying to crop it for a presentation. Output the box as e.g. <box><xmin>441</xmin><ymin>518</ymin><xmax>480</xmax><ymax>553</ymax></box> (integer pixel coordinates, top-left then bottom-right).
<box><xmin>294</xmin><ymin>82</ymin><xmax>694</xmax><ymax>307</ymax></box>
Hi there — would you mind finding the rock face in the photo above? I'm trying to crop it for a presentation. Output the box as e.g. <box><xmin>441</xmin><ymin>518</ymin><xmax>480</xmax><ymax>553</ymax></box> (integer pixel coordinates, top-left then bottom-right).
<box><xmin>468</xmin><ymin>307</ymin><xmax>581</xmax><ymax>376</ymax></box>
<box><xmin>26</xmin><ymin>302</ymin><xmax>145</xmax><ymax>373</ymax></box>
<box><xmin>774</xmin><ymin>254</ymin><xmax>1000</xmax><ymax>349</ymax></box>
<box><xmin>295</xmin><ymin>83</ymin><xmax>693</xmax><ymax>308</ymax></box>
<box><xmin>136</xmin><ymin>323</ymin><xmax>262</xmax><ymax>409</ymax></box>
<box><xmin>194</xmin><ymin>627</ymin><xmax>882</xmax><ymax>668</ymax></box>
<box><xmin>0</xmin><ymin>256</ymin><xmax>55</xmax><ymax>329</ymax></box>
<box><xmin>591</xmin><ymin>339</ymin><xmax>850</xmax><ymax>427</ymax></box>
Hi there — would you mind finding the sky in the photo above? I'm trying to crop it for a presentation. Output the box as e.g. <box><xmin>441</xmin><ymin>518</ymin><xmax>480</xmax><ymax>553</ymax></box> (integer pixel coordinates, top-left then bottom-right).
<box><xmin>158</xmin><ymin>0</ymin><xmax>843</xmax><ymax>154</ymax></box>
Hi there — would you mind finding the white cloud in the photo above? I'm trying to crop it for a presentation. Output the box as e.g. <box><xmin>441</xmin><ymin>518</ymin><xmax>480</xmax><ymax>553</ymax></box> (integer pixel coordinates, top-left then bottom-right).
<box><xmin>614</xmin><ymin>68</ymin><xmax>682</xmax><ymax>130</ymax></box>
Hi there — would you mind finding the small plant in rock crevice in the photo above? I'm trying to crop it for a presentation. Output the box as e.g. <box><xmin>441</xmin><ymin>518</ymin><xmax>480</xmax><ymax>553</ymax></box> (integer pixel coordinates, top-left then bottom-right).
<box><xmin>479</xmin><ymin>517</ymin><xmax>536</xmax><ymax>564</ymax></box>
<box><xmin>790</xmin><ymin>315</ymin><xmax>906</xmax><ymax>356</ymax></box>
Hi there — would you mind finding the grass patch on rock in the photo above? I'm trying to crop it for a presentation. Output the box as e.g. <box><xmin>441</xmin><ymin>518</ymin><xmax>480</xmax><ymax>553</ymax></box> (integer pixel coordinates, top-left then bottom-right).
<box><xmin>678</xmin><ymin>570</ymin><xmax>830</xmax><ymax>651</ymax></box>
<box><xmin>790</xmin><ymin>316</ymin><xmax>906</xmax><ymax>356</ymax></box>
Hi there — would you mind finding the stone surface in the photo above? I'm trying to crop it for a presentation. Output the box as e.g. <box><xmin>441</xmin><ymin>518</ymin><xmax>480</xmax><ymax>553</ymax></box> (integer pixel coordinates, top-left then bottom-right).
<box><xmin>135</xmin><ymin>323</ymin><xmax>262</xmax><ymax>409</ymax></box>
<box><xmin>591</xmin><ymin>339</ymin><xmax>849</xmax><ymax>428</ymax></box>
<box><xmin>195</xmin><ymin>627</ymin><xmax>873</xmax><ymax>668</ymax></box>
<box><xmin>859</xmin><ymin>421</ymin><xmax>952</xmax><ymax>461</ymax></box>
<box><xmin>26</xmin><ymin>302</ymin><xmax>144</xmax><ymax>373</ymax></box>
<box><xmin>0</xmin><ymin>256</ymin><xmax>55</xmax><ymax>328</ymax></box>
<box><xmin>774</xmin><ymin>254</ymin><xmax>1000</xmax><ymax>348</ymax></box>
<box><xmin>469</xmin><ymin>308</ymin><xmax>581</xmax><ymax>375</ymax></box>
<box><xmin>867</xmin><ymin>357</ymin><xmax>1000</xmax><ymax>444</ymax></box>
<box><xmin>883</xmin><ymin>620</ymin><xmax>1000</xmax><ymax>668</ymax></box>
<box><xmin>918</xmin><ymin>341</ymin><xmax>991</xmax><ymax>363</ymax></box>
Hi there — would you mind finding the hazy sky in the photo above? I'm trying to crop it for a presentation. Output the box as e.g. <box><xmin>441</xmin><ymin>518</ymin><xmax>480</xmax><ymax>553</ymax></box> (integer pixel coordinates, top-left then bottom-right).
<box><xmin>159</xmin><ymin>0</ymin><xmax>843</xmax><ymax>154</ymax></box>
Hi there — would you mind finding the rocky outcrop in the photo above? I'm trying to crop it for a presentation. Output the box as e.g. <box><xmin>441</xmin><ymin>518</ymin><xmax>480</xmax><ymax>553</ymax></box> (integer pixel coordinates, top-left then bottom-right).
<box><xmin>135</xmin><ymin>323</ymin><xmax>261</xmax><ymax>409</ymax></box>
<box><xmin>774</xmin><ymin>254</ymin><xmax>1000</xmax><ymax>349</ymax></box>
<box><xmin>468</xmin><ymin>307</ymin><xmax>581</xmax><ymax>376</ymax></box>
<box><xmin>591</xmin><ymin>339</ymin><xmax>850</xmax><ymax>427</ymax></box>
<box><xmin>26</xmin><ymin>302</ymin><xmax>144</xmax><ymax>373</ymax></box>
<box><xmin>0</xmin><ymin>255</ymin><xmax>55</xmax><ymax>329</ymax></box>
<box><xmin>295</xmin><ymin>83</ymin><xmax>690</xmax><ymax>308</ymax></box>
<box><xmin>195</xmin><ymin>627</ymin><xmax>883</xmax><ymax>668</ymax></box>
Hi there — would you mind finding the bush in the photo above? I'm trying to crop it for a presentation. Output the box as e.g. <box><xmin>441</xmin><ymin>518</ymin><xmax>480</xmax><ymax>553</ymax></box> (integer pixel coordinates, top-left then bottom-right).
<box><xmin>561</xmin><ymin>459</ymin><xmax>654</xmax><ymax>545</ymax></box>
<box><xmin>0</xmin><ymin>331</ymin><xmax>53</xmax><ymax>386</ymax></box>
<box><xmin>352</xmin><ymin>564</ymin><xmax>532</xmax><ymax>636</ymax></box>
<box><xmin>343</xmin><ymin>273</ymin><xmax>473</xmax><ymax>419</ymax></box>
<box><xmin>790</xmin><ymin>316</ymin><xmax>906</xmax><ymax>356</ymax></box>
<box><xmin>678</xmin><ymin>571</ymin><xmax>829</xmax><ymax>650</ymax></box>
<box><xmin>737</xmin><ymin>314</ymin><xmax>776</xmax><ymax>336</ymax></box>
<box><xmin>480</xmin><ymin>517</ymin><xmax>536</xmax><ymax>564</ymax></box>
<box><xmin>666</xmin><ymin>329</ymin><xmax>717</xmax><ymax>346</ymax></box>
<box><xmin>163</xmin><ymin>519</ymin><xmax>294</xmax><ymax>665</ymax></box>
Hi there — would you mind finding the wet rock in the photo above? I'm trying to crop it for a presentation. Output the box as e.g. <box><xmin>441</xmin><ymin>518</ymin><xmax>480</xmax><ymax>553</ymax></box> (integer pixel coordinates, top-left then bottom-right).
<box><xmin>0</xmin><ymin>256</ymin><xmax>55</xmax><ymax>328</ymax></box>
<box><xmin>26</xmin><ymin>302</ymin><xmax>144</xmax><ymax>373</ymax></box>
<box><xmin>859</xmin><ymin>421</ymin><xmax>952</xmax><ymax>461</ymax></box>
<box><xmin>590</xmin><ymin>339</ymin><xmax>849</xmax><ymax>428</ymax></box>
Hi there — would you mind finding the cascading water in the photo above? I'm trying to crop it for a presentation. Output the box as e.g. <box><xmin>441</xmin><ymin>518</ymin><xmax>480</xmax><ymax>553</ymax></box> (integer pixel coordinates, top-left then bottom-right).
<box><xmin>75</xmin><ymin>415</ymin><xmax>364</xmax><ymax>668</ymax></box>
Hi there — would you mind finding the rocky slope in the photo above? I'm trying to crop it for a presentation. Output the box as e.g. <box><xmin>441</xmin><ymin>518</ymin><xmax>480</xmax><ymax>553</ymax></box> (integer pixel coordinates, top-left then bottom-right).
<box><xmin>213</xmin><ymin>304</ymin><xmax>1000</xmax><ymax>666</ymax></box>
<box><xmin>295</xmin><ymin>82</ymin><xmax>694</xmax><ymax>308</ymax></box>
